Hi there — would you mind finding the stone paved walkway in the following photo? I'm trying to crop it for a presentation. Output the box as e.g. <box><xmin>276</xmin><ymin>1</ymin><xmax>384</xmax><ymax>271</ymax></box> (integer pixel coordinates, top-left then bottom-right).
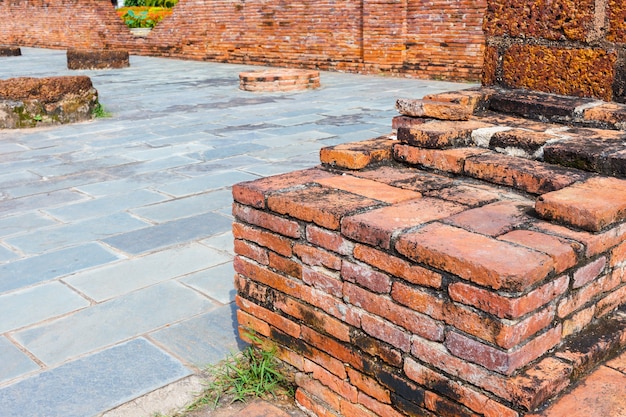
<box><xmin>0</xmin><ymin>48</ymin><xmax>469</xmax><ymax>417</ymax></box>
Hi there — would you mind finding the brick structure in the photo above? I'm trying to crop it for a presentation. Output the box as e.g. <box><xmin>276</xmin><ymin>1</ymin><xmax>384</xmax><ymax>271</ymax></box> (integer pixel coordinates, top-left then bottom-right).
<box><xmin>67</xmin><ymin>49</ymin><xmax>130</xmax><ymax>70</ymax></box>
<box><xmin>0</xmin><ymin>0</ymin><xmax>486</xmax><ymax>82</ymax></box>
<box><xmin>233</xmin><ymin>88</ymin><xmax>626</xmax><ymax>416</ymax></box>
<box><xmin>239</xmin><ymin>69</ymin><xmax>320</xmax><ymax>92</ymax></box>
<box><xmin>483</xmin><ymin>0</ymin><xmax>626</xmax><ymax>102</ymax></box>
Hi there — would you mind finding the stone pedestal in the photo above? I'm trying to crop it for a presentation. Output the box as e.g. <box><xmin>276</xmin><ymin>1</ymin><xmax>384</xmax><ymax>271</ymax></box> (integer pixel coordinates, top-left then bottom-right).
<box><xmin>67</xmin><ymin>49</ymin><xmax>129</xmax><ymax>70</ymax></box>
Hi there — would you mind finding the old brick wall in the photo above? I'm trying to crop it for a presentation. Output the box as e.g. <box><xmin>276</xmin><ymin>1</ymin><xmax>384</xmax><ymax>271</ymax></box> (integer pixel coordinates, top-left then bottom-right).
<box><xmin>0</xmin><ymin>0</ymin><xmax>487</xmax><ymax>81</ymax></box>
<box><xmin>483</xmin><ymin>0</ymin><xmax>626</xmax><ymax>102</ymax></box>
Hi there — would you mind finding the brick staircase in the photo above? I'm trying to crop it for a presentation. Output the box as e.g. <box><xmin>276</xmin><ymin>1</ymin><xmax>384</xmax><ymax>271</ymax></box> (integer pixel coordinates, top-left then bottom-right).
<box><xmin>233</xmin><ymin>87</ymin><xmax>626</xmax><ymax>417</ymax></box>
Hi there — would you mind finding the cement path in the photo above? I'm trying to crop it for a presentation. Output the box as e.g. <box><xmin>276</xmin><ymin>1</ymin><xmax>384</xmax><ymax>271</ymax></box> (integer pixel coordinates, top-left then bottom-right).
<box><xmin>0</xmin><ymin>48</ymin><xmax>470</xmax><ymax>417</ymax></box>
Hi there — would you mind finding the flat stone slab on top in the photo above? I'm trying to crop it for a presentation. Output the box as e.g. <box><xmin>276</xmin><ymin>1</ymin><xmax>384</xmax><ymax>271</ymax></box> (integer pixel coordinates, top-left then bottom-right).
<box><xmin>239</xmin><ymin>69</ymin><xmax>320</xmax><ymax>92</ymax></box>
<box><xmin>0</xmin><ymin>46</ymin><xmax>21</xmax><ymax>57</ymax></box>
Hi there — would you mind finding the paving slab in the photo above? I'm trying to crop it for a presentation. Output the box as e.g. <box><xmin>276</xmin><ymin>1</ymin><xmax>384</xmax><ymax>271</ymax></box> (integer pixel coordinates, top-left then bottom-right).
<box><xmin>0</xmin><ymin>47</ymin><xmax>471</xmax><ymax>416</ymax></box>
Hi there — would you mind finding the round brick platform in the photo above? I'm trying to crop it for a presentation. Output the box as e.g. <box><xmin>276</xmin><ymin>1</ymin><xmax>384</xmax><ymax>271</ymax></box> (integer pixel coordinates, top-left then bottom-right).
<box><xmin>67</xmin><ymin>49</ymin><xmax>130</xmax><ymax>70</ymax></box>
<box><xmin>0</xmin><ymin>46</ymin><xmax>21</xmax><ymax>56</ymax></box>
<box><xmin>239</xmin><ymin>69</ymin><xmax>320</xmax><ymax>92</ymax></box>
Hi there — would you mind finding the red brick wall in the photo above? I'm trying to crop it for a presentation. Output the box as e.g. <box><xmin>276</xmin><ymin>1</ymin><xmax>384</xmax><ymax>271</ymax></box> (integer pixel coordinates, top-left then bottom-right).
<box><xmin>483</xmin><ymin>0</ymin><xmax>626</xmax><ymax>102</ymax></box>
<box><xmin>0</xmin><ymin>0</ymin><xmax>487</xmax><ymax>81</ymax></box>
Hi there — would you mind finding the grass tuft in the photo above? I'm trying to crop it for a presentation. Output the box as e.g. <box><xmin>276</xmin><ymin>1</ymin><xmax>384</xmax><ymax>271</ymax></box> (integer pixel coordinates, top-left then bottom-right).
<box><xmin>92</xmin><ymin>102</ymin><xmax>112</xmax><ymax>118</ymax></box>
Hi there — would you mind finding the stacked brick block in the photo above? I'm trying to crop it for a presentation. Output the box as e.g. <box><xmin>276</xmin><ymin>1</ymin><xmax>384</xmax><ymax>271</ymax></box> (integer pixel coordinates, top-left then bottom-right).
<box><xmin>239</xmin><ymin>69</ymin><xmax>320</xmax><ymax>92</ymax></box>
<box><xmin>233</xmin><ymin>88</ymin><xmax>626</xmax><ymax>416</ymax></box>
<box><xmin>0</xmin><ymin>0</ymin><xmax>486</xmax><ymax>82</ymax></box>
<box><xmin>483</xmin><ymin>0</ymin><xmax>626</xmax><ymax>102</ymax></box>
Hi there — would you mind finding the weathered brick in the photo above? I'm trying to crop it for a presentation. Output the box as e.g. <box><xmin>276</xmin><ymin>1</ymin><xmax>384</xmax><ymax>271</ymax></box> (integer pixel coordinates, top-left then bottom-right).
<box><xmin>302</xmin><ymin>285</ymin><xmax>361</xmax><ymax>327</ymax></box>
<box><xmin>535</xmin><ymin>177</ymin><xmax>626</xmax><ymax>232</ymax></box>
<box><xmin>304</xmin><ymin>359</ymin><xmax>358</xmax><ymax>402</ymax></box>
<box><xmin>595</xmin><ymin>284</ymin><xmax>626</xmax><ymax>317</ymax></box>
<box><xmin>498</xmin><ymin>230</ymin><xmax>579</xmax><ymax>274</ymax></box>
<box><xmin>352</xmin><ymin>329</ymin><xmax>403</xmax><ymax>367</ymax></box>
<box><xmin>315</xmin><ymin>174</ymin><xmax>421</xmax><ymax>204</ymax></box>
<box><xmin>463</xmin><ymin>152</ymin><xmax>587</xmax><ymax>195</ymax></box>
<box><xmin>234</xmin><ymin>256</ymin><xmax>303</xmax><ymax>298</ymax></box>
<box><xmin>232</xmin><ymin>168</ymin><xmax>334</xmax><ymax>208</ymax></box>
<box><xmin>489</xmin><ymin>128</ymin><xmax>557</xmax><ymax>157</ymax></box>
<box><xmin>302</xmin><ymin>266</ymin><xmax>343</xmax><ymax>298</ymax></box>
<box><xmin>268</xmin><ymin>186</ymin><xmax>382</xmax><ymax>230</ymax></box>
<box><xmin>294</xmin><ymin>244</ymin><xmax>342</xmax><ymax>270</ymax></box>
<box><xmin>445</xmin><ymin>326</ymin><xmax>562</xmax><ymax>375</ymax></box>
<box><xmin>296</xmin><ymin>373</ymin><xmax>343</xmax><ymax>413</ymax></box>
<box><xmin>562</xmin><ymin>305</ymin><xmax>596</xmax><ymax>337</ymax></box>
<box><xmin>234</xmin><ymin>239</ymin><xmax>269</xmax><ymax>265</ymax></box>
<box><xmin>396</xmin><ymin>222</ymin><xmax>554</xmax><ymax>292</ymax></box>
<box><xmin>268</xmin><ymin>252</ymin><xmax>302</xmax><ymax>278</ymax></box>
<box><xmin>422</xmin><ymin>89</ymin><xmax>491</xmax><ymax>112</ymax></box>
<box><xmin>237</xmin><ymin>295</ymin><xmax>301</xmax><ymax>338</ymax></box>
<box><xmin>583</xmin><ymin>102</ymin><xmax>626</xmax><ymax>128</ymax></box>
<box><xmin>534</xmin><ymin>220</ymin><xmax>626</xmax><ymax>258</ymax></box>
<box><xmin>232</xmin><ymin>202</ymin><xmax>301</xmax><ymax>238</ymax></box>
<box><xmin>572</xmin><ymin>257</ymin><xmax>607</xmax><ymax>289</ymax></box>
<box><xmin>237</xmin><ymin>309</ymin><xmax>271</xmax><ymax>337</ymax></box>
<box><xmin>397</xmin><ymin>120</ymin><xmax>490</xmax><ymax>149</ymax></box>
<box><xmin>233</xmin><ymin>222</ymin><xmax>294</xmax><ymax>257</ymax></box>
<box><xmin>301</xmin><ymin>326</ymin><xmax>364</xmax><ymax>370</ymax></box>
<box><xmin>342</xmin><ymin>198</ymin><xmax>465</xmax><ymax>250</ymax></box>
<box><xmin>354</xmin><ymin>244</ymin><xmax>442</xmax><ymax>288</ymax></box>
<box><xmin>391</xmin><ymin>282</ymin><xmax>445</xmax><ymax>320</ymax></box>
<box><xmin>448</xmin><ymin>275</ymin><xmax>569</xmax><ymax>319</ymax></box>
<box><xmin>295</xmin><ymin>388</ymin><xmax>341</xmax><ymax>417</ymax></box>
<box><xmin>395</xmin><ymin>98</ymin><xmax>472</xmax><ymax>120</ymax></box>
<box><xmin>611</xmin><ymin>240</ymin><xmax>626</xmax><ymax>267</ymax></box>
<box><xmin>426</xmin><ymin>183</ymin><xmax>502</xmax><ymax>207</ymax></box>
<box><xmin>275</xmin><ymin>296</ymin><xmax>351</xmax><ymax>342</ymax></box>
<box><xmin>305</xmin><ymin>344</ymin><xmax>348</xmax><ymax>379</ymax></box>
<box><xmin>557</xmin><ymin>273</ymin><xmax>622</xmax><ymax>318</ymax></box>
<box><xmin>357</xmin><ymin>392</ymin><xmax>405</xmax><ymax>417</ymax></box>
<box><xmin>424</xmin><ymin>391</ymin><xmax>481</xmax><ymax>417</ymax></box>
<box><xmin>339</xmin><ymin>397</ymin><xmax>378</xmax><ymax>417</ymax></box>
<box><xmin>341</xmin><ymin>261</ymin><xmax>391</xmax><ymax>294</ymax></box>
<box><xmin>352</xmin><ymin>165</ymin><xmax>451</xmax><ymax>189</ymax></box>
<box><xmin>443</xmin><ymin>200</ymin><xmax>532</xmax><ymax>236</ymax></box>
<box><xmin>361</xmin><ymin>312</ymin><xmax>411</xmax><ymax>352</ymax></box>
<box><xmin>347</xmin><ymin>368</ymin><xmax>390</xmax><ymax>404</ymax></box>
<box><xmin>344</xmin><ymin>282</ymin><xmax>444</xmax><ymax>341</ymax></box>
<box><xmin>393</xmin><ymin>144</ymin><xmax>489</xmax><ymax>174</ymax></box>
<box><xmin>305</xmin><ymin>224</ymin><xmax>354</xmax><ymax>256</ymax></box>
<box><xmin>392</xmin><ymin>115</ymin><xmax>427</xmax><ymax>130</ymax></box>
<box><xmin>319</xmin><ymin>136</ymin><xmax>395</xmax><ymax>170</ymax></box>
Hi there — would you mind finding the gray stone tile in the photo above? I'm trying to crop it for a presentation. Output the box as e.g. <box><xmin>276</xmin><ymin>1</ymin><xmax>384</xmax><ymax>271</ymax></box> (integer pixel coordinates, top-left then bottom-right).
<box><xmin>6</xmin><ymin>171</ymin><xmax>115</xmax><ymax>199</ymax></box>
<box><xmin>0</xmin><ymin>212</ymin><xmax>58</xmax><ymax>238</ymax></box>
<box><xmin>0</xmin><ymin>337</ymin><xmax>39</xmax><ymax>384</ymax></box>
<box><xmin>65</xmin><ymin>243</ymin><xmax>231</xmax><ymax>302</ymax></box>
<box><xmin>179</xmin><ymin>262</ymin><xmax>235</xmax><ymax>305</ymax></box>
<box><xmin>149</xmin><ymin>303</ymin><xmax>244</xmax><ymax>368</ymax></box>
<box><xmin>0</xmin><ymin>243</ymin><xmax>120</xmax><ymax>294</ymax></box>
<box><xmin>0</xmin><ymin>282</ymin><xmax>89</xmax><ymax>333</ymax></box>
<box><xmin>13</xmin><ymin>281</ymin><xmax>218</xmax><ymax>365</ymax></box>
<box><xmin>131</xmin><ymin>189</ymin><xmax>233</xmax><ymax>223</ymax></box>
<box><xmin>75</xmin><ymin>171</ymin><xmax>187</xmax><ymax>197</ymax></box>
<box><xmin>192</xmin><ymin>143</ymin><xmax>269</xmax><ymax>161</ymax></box>
<box><xmin>29</xmin><ymin>156</ymin><xmax>135</xmax><ymax>178</ymax></box>
<box><xmin>201</xmin><ymin>231</ymin><xmax>235</xmax><ymax>256</ymax></box>
<box><xmin>44</xmin><ymin>190</ymin><xmax>168</xmax><ymax>222</ymax></box>
<box><xmin>0</xmin><ymin>245</ymin><xmax>18</xmax><ymax>263</ymax></box>
<box><xmin>173</xmin><ymin>155</ymin><xmax>264</xmax><ymax>177</ymax></box>
<box><xmin>0</xmin><ymin>338</ymin><xmax>191</xmax><ymax>417</ymax></box>
<box><xmin>113</xmin><ymin>155</ymin><xmax>201</xmax><ymax>176</ymax></box>
<box><xmin>6</xmin><ymin>212</ymin><xmax>150</xmax><ymax>254</ymax></box>
<box><xmin>0</xmin><ymin>190</ymin><xmax>88</xmax><ymax>218</ymax></box>
<box><xmin>155</xmin><ymin>171</ymin><xmax>259</xmax><ymax>197</ymax></box>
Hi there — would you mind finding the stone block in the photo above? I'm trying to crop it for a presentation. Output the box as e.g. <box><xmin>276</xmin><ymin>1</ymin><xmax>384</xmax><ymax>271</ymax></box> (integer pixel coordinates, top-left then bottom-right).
<box><xmin>0</xmin><ymin>45</ymin><xmax>21</xmax><ymax>56</ymax></box>
<box><xmin>67</xmin><ymin>49</ymin><xmax>129</xmax><ymax>70</ymax></box>
<box><xmin>395</xmin><ymin>98</ymin><xmax>472</xmax><ymax>120</ymax></box>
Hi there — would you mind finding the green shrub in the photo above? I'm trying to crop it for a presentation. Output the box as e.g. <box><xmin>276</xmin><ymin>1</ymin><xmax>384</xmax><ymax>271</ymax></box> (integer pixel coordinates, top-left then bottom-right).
<box><xmin>124</xmin><ymin>0</ymin><xmax>144</xmax><ymax>6</ymax></box>
<box><xmin>126</xmin><ymin>0</ymin><xmax>178</xmax><ymax>7</ymax></box>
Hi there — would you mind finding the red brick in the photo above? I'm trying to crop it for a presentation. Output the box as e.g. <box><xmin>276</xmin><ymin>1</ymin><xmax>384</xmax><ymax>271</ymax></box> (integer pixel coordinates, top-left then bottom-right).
<box><xmin>236</xmin><ymin>295</ymin><xmax>301</xmax><ymax>338</ymax></box>
<box><xmin>426</xmin><ymin>183</ymin><xmax>502</xmax><ymax>207</ymax></box>
<box><xmin>274</xmin><ymin>344</ymin><xmax>305</xmax><ymax>371</ymax></box>
<box><xmin>404</xmin><ymin>358</ymin><xmax>519</xmax><ymax>417</ymax></box>
<box><xmin>424</xmin><ymin>391</ymin><xmax>481</xmax><ymax>417</ymax></box>
<box><xmin>232</xmin><ymin>202</ymin><xmax>301</xmax><ymax>238</ymax></box>
<box><xmin>267</xmin><ymin>186</ymin><xmax>382</xmax><ymax>230</ymax></box>
<box><xmin>341</xmin><ymin>261</ymin><xmax>391</xmax><ymax>294</ymax></box>
<box><xmin>305</xmin><ymin>345</ymin><xmax>348</xmax><ymax>379</ymax></box>
<box><xmin>445</xmin><ymin>326</ymin><xmax>562</xmax><ymax>375</ymax></box>
<box><xmin>232</xmin><ymin>168</ymin><xmax>334</xmax><ymax>208</ymax></box>
<box><xmin>557</xmin><ymin>273</ymin><xmax>622</xmax><ymax>318</ymax></box>
<box><xmin>301</xmin><ymin>326</ymin><xmax>364</xmax><ymax>370</ymax></box>
<box><xmin>302</xmin><ymin>266</ymin><xmax>343</xmax><ymax>298</ymax></box>
<box><xmin>275</xmin><ymin>296</ymin><xmax>351</xmax><ymax>342</ymax></box>
<box><xmin>304</xmin><ymin>359</ymin><xmax>358</xmax><ymax>402</ymax></box>
<box><xmin>390</xmin><ymin>281</ymin><xmax>444</xmax><ymax>320</ymax></box>
<box><xmin>611</xmin><ymin>240</ymin><xmax>626</xmax><ymax>267</ymax></box>
<box><xmin>342</xmin><ymin>198</ymin><xmax>465</xmax><ymax>250</ymax></box>
<box><xmin>295</xmin><ymin>388</ymin><xmax>341</xmax><ymax>417</ymax></box>
<box><xmin>534</xmin><ymin>220</ymin><xmax>626</xmax><ymax>258</ymax></box>
<box><xmin>319</xmin><ymin>136</ymin><xmax>395</xmax><ymax>170</ymax></box>
<box><xmin>296</xmin><ymin>373</ymin><xmax>342</xmax><ymax>413</ymax></box>
<box><xmin>572</xmin><ymin>257</ymin><xmax>607</xmax><ymax>289</ymax></box>
<box><xmin>354</xmin><ymin>244</ymin><xmax>442</xmax><ymax>289</ymax></box>
<box><xmin>315</xmin><ymin>175</ymin><xmax>421</xmax><ymax>204</ymax></box>
<box><xmin>498</xmin><ymin>230</ymin><xmax>579</xmax><ymax>274</ymax></box>
<box><xmin>443</xmin><ymin>200</ymin><xmax>533</xmax><ymax>236</ymax></box>
<box><xmin>396</xmin><ymin>222</ymin><xmax>554</xmax><ymax>292</ymax></box>
<box><xmin>267</xmin><ymin>253</ymin><xmax>300</xmax><ymax>279</ymax></box>
<box><xmin>562</xmin><ymin>305</ymin><xmax>596</xmax><ymax>337</ymax></box>
<box><xmin>237</xmin><ymin>309</ymin><xmax>271</xmax><ymax>337</ymax></box>
<box><xmin>302</xmin><ymin>285</ymin><xmax>361</xmax><ymax>327</ymax></box>
<box><xmin>397</xmin><ymin>120</ymin><xmax>490</xmax><ymax>149</ymax></box>
<box><xmin>395</xmin><ymin>98</ymin><xmax>472</xmax><ymax>120</ymax></box>
<box><xmin>234</xmin><ymin>239</ymin><xmax>269</xmax><ymax>265</ymax></box>
<box><xmin>344</xmin><ymin>282</ymin><xmax>444</xmax><ymax>341</ymax></box>
<box><xmin>235</xmin><ymin>275</ymin><xmax>270</xmax><ymax>304</ymax></box>
<box><xmin>347</xmin><ymin>368</ymin><xmax>390</xmax><ymax>404</ymax></box>
<box><xmin>583</xmin><ymin>102</ymin><xmax>626</xmax><ymax>127</ymax></box>
<box><xmin>351</xmin><ymin>164</ymin><xmax>446</xmax><ymax>186</ymax></box>
<box><xmin>422</xmin><ymin>89</ymin><xmax>491</xmax><ymax>110</ymax></box>
<box><xmin>595</xmin><ymin>284</ymin><xmax>626</xmax><ymax>317</ymax></box>
<box><xmin>535</xmin><ymin>177</ymin><xmax>626</xmax><ymax>232</ymax></box>
<box><xmin>448</xmin><ymin>275</ymin><xmax>569</xmax><ymax>319</ymax></box>
<box><xmin>234</xmin><ymin>256</ymin><xmax>303</xmax><ymax>298</ymax></box>
<box><xmin>360</xmin><ymin>312</ymin><xmax>411</xmax><ymax>352</ymax></box>
<box><xmin>339</xmin><ymin>398</ymin><xmax>378</xmax><ymax>417</ymax></box>
<box><xmin>233</xmin><ymin>222</ymin><xmax>294</xmax><ymax>257</ymax></box>
<box><xmin>444</xmin><ymin>302</ymin><xmax>556</xmax><ymax>349</ymax></box>
<box><xmin>357</xmin><ymin>393</ymin><xmax>405</xmax><ymax>417</ymax></box>
<box><xmin>464</xmin><ymin>153</ymin><xmax>585</xmax><ymax>195</ymax></box>
<box><xmin>393</xmin><ymin>144</ymin><xmax>488</xmax><ymax>174</ymax></box>
<box><xmin>392</xmin><ymin>115</ymin><xmax>427</xmax><ymax>130</ymax></box>
<box><xmin>306</xmin><ymin>224</ymin><xmax>354</xmax><ymax>256</ymax></box>
<box><xmin>294</xmin><ymin>244</ymin><xmax>342</xmax><ymax>270</ymax></box>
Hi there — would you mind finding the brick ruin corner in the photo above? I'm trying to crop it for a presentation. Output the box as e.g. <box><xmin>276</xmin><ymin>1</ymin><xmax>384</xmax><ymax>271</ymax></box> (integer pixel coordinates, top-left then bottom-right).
<box><xmin>232</xmin><ymin>86</ymin><xmax>626</xmax><ymax>417</ymax></box>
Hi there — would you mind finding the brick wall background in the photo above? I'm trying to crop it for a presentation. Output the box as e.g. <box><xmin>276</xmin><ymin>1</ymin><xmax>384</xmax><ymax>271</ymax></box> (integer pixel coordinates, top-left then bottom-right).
<box><xmin>0</xmin><ymin>0</ymin><xmax>487</xmax><ymax>81</ymax></box>
<box><xmin>483</xmin><ymin>0</ymin><xmax>626</xmax><ymax>102</ymax></box>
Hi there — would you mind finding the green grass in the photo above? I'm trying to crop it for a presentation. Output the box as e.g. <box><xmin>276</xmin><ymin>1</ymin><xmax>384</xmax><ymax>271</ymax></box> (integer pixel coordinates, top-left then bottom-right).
<box><xmin>187</xmin><ymin>343</ymin><xmax>294</xmax><ymax>411</ymax></box>
<box><xmin>92</xmin><ymin>102</ymin><xmax>112</xmax><ymax>118</ymax></box>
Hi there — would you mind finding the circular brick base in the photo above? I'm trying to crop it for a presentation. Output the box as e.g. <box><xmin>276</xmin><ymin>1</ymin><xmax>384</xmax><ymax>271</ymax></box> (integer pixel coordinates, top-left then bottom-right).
<box><xmin>239</xmin><ymin>69</ymin><xmax>320</xmax><ymax>92</ymax></box>
<box><xmin>67</xmin><ymin>49</ymin><xmax>130</xmax><ymax>70</ymax></box>
<box><xmin>0</xmin><ymin>46</ymin><xmax>21</xmax><ymax>57</ymax></box>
